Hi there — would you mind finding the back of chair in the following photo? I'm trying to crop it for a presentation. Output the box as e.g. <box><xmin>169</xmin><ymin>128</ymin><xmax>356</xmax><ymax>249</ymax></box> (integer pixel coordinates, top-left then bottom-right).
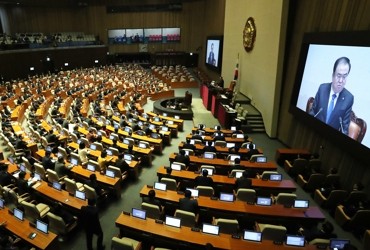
<box><xmin>325</xmin><ymin>190</ymin><xmax>348</xmax><ymax>209</ymax></box>
<box><xmin>64</xmin><ymin>177</ymin><xmax>77</xmax><ymax>195</ymax></box>
<box><xmin>249</xmin><ymin>154</ymin><xmax>264</xmax><ymax>162</ymax></box>
<box><xmin>183</xmin><ymin>149</ymin><xmax>194</xmax><ymax>156</ymax></box>
<box><xmin>21</xmin><ymin>157</ymin><xmax>33</xmax><ymax>172</ymax></box>
<box><xmin>346</xmin><ymin>191</ymin><xmax>368</xmax><ymax>205</ymax></box>
<box><xmin>58</xmin><ymin>147</ymin><xmax>68</xmax><ymax>160</ymax></box>
<box><xmin>196</xmin><ymin>186</ymin><xmax>214</xmax><ymax>197</ymax></box>
<box><xmin>214</xmin><ymin>141</ymin><xmax>226</xmax><ymax>147</ymax></box>
<box><xmin>141</xmin><ymin>202</ymin><xmax>161</xmax><ymax>219</ymax></box>
<box><xmin>236</xmin><ymin>188</ymin><xmax>256</xmax><ymax>203</ymax></box>
<box><xmin>46</xmin><ymin>169</ymin><xmax>59</xmax><ymax>183</ymax></box>
<box><xmin>108</xmin><ymin>165</ymin><xmax>122</xmax><ymax>178</ymax></box>
<box><xmin>46</xmin><ymin>212</ymin><xmax>67</xmax><ymax>235</ymax></box>
<box><xmin>34</xmin><ymin>163</ymin><xmax>47</xmax><ymax>180</ymax></box>
<box><xmin>348</xmin><ymin>210</ymin><xmax>370</xmax><ymax>231</ymax></box>
<box><xmin>275</xmin><ymin>193</ymin><xmax>297</xmax><ymax>207</ymax></box>
<box><xmin>21</xmin><ymin>200</ymin><xmax>39</xmax><ymax>224</ymax></box>
<box><xmin>174</xmin><ymin>209</ymin><xmax>196</xmax><ymax>227</ymax></box>
<box><xmin>305</xmin><ymin>174</ymin><xmax>326</xmax><ymax>191</ymax></box>
<box><xmin>258</xmin><ymin>223</ymin><xmax>287</xmax><ymax>242</ymax></box>
<box><xmin>160</xmin><ymin>177</ymin><xmax>178</xmax><ymax>191</ymax></box>
<box><xmin>215</xmin><ymin>218</ymin><xmax>239</xmax><ymax>234</ymax></box>
<box><xmin>260</xmin><ymin>171</ymin><xmax>279</xmax><ymax>180</ymax></box>
<box><xmin>111</xmin><ymin>237</ymin><xmax>141</xmax><ymax>250</ymax></box>
<box><xmin>83</xmin><ymin>184</ymin><xmax>98</xmax><ymax>200</ymax></box>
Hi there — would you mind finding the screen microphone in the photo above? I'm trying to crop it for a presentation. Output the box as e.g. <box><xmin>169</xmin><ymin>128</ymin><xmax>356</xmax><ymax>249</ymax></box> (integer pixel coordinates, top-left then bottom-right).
<box><xmin>339</xmin><ymin>117</ymin><xmax>344</xmax><ymax>133</ymax></box>
<box><xmin>314</xmin><ymin>108</ymin><xmax>323</xmax><ymax>117</ymax></box>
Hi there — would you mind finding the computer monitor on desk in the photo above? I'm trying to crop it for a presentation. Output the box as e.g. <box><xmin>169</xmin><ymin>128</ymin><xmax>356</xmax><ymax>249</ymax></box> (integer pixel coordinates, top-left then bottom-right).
<box><xmin>286</xmin><ymin>235</ymin><xmax>305</xmax><ymax>247</ymax></box>
<box><xmin>165</xmin><ymin>216</ymin><xmax>181</xmax><ymax>228</ymax></box>
<box><xmin>36</xmin><ymin>219</ymin><xmax>48</xmax><ymax>234</ymax></box>
<box><xmin>132</xmin><ymin>208</ymin><xmax>147</xmax><ymax>220</ymax></box>
<box><xmin>202</xmin><ymin>223</ymin><xmax>219</xmax><ymax>235</ymax></box>
<box><xmin>243</xmin><ymin>230</ymin><xmax>262</xmax><ymax>242</ymax></box>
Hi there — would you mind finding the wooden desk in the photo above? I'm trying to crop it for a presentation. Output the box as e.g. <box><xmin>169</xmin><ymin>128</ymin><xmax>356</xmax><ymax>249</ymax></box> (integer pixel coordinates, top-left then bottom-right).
<box><xmin>146</xmin><ymin>111</ymin><xmax>184</xmax><ymax>131</ymax></box>
<box><xmin>115</xmin><ymin>211</ymin><xmax>319</xmax><ymax>250</ymax></box>
<box><xmin>275</xmin><ymin>148</ymin><xmax>311</xmax><ymax>165</ymax></box>
<box><xmin>169</xmin><ymin>153</ymin><xmax>277</xmax><ymax>175</ymax></box>
<box><xmin>178</xmin><ymin>142</ymin><xmax>262</xmax><ymax>157</ymax></box>
<box><xmin>71</xmin><ymin>165</ymin><xmax>122</xmax><ymax>197</ymax></box>
<box><xmin>140</xmin><ymin>186</ymin><xmax>325</xmax><ymax>222</ymax></box>
<box><xmin>32</xmin><ymin>181</ymin><xmax>87</xmax><ymax>211</ymax></box>
<box><xmin>156</xmin><ymin>166</ymin><xmax>296</xmax><ymax>194</ymax></box>
<box><xmin>191</xmin><ymin>127</ymin><xmax>243</xmax><ymax>137</ymax></box>
<box><xmin>0</xmin><ymin>207</ymin><xmax>59</xmax><ymax>250</ymax></box>
<box><xmin>186</xmin><ymin>134</ymin><xmax>246</xmax><ymax>144</ymax></box>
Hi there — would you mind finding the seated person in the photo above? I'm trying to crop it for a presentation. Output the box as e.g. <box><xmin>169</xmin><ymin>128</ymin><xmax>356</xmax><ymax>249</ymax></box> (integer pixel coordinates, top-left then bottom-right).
<box><xmin>191</xmin><ymin>130</ymin><xmax>203</xmax><ymax>141</ymax></box>
<box><xmin>0</xmin><ymin>164</ymin><xmax>12</xmax><ymax>186</ymax></box>
<box><xmin>55</xmin><ymin>156</ymin><xmax>69</xmax><ymax>176</ymax></box>
<box><xmin>245</xmin><ymin>143</ymin><xmax>259</xmax><ymax>160</ymax></box>
<box><xmin>203</xmin><ymin>140</ymin><xmax>216</xmax><ymax>153</ymax></box>
<box><xmin>179</xmin><ymin>189</ymin><xmax>198</xmax><ymax>214</ymax></box>
<box><xmin>163</xmin><ymin>167</ymin><xmax>172</xmax><ymax>178</ymax></box>
<box><xmin>46</xmin><ymin>129</ymin><xmax>58</xmax><ymax>144</ymax></box>
<box><xmin>115</xmin><ymin>153</ymin><xmax>130</xmax><ymax>174</ymax></box>
<box><xmin>182</xmin><ymin>138</ymin><xmax>196</xmax><ymax>151</ymax></box>
<box><xmin>174</xmin><ymin>149</ymin><xmax>190</xmax><ymax>167</ymax></box>
<box><xmin>78</xmin><ymin>142</ymin><xmax>89</xmax><ymax>166</ymax></box>
<box><xmin>86</xmin><ymin>173</ymin><xmax>108</xmax><ymax>198</ymax></box>
<box><xmin>213</xmin><ymin>126</ymin><xmax>225</xmax><ymax>141</ymax></box>
<box><xmin>17</xmin><ymin>171</ymin><xmax>29</xmax><ymax>195</ymax></box>
<box><xmin>42</xmin><ymin>150</ymin><xmax>55</xmax><ymax>171</ymax></box>
<box><xmin>299</xmin><ymin>220</ymin><xmax>336</xmax><ymax>242</ymax></box>
<box><xmin>143</xmin><ymin>190</ymin><xmax>162</xmax><ymax>212</ymax></box>
<box><xmin>195</xmin><ymin>169</ymin><xmax>214</xmax><ymax>187</ymax></box>
<box><xmin>51</xmin><ymin>201</ymin><xmax>77</xmax><ymax>225</ymax></box>
<box><xmin>86</xmin><ymin>128</ymin><xmax>97</xmax><ymax>144</ymax></box>
<box><xmin>229</xmin><ymin>158</ymin><xmax>244</xmax><ymax>173</ymax></box>
<box><xmin>234</xmin><ymin>170</ymin><xmax>252</xmax><ymax>190</ymax></box>
<box><xmin>97</xmin><ymin>150</ymin><xmax>111</xmax><ymax>174</ymax></box>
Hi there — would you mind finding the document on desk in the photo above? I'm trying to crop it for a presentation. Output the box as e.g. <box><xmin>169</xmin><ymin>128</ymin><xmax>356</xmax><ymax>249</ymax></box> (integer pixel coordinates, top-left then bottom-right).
<box><xmin>33</xmin><ymin>182</ymin><xmax>41</xmax><ymax>189</ymax></box>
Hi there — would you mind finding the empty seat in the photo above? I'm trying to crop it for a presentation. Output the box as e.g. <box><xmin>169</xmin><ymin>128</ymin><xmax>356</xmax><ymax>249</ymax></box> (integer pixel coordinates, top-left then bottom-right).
<box><xmin>196</xmin><ymin>186</ymin><xmax>214</xmax><ymax>197</ymax></box>
<box><xmin>141</xmin><ymin>202</ymin><xmax>161</xmax><ymax>219</ymax></box>
<box><xmin>174</xmin><ymin>209</ymin><xmax>197</xmax><ymax>227</ymax></box>
<box><xmin>236</xmin><ymin>188</ymin><xmax>256</xmax><ymax>203</ymax></box>
<box><xmin>111</xmin><ymin>236</ymin><xmax>142</xmax><ymax>250</ymax></box>
<box><xmin>214</xmin><ymin>218</ymin><xmax>239</xmax><ymax>234</ymax></box>
<box><xmin>256</xmin><ymin>222</ymin><xmax>287</xmax><ymax>242</ymax></box>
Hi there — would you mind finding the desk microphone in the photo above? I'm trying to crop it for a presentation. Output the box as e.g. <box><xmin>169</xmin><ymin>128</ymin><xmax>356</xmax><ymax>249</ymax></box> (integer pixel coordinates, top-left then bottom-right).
<box><xmin>314</xmin><ymin>108</ymin><xmax>323</xmax><ymax>117</ymax></box>
<box><xmin>339</xmin><ymin>117</ymin><xmax>344</xmax><ymax>133</ymax></box>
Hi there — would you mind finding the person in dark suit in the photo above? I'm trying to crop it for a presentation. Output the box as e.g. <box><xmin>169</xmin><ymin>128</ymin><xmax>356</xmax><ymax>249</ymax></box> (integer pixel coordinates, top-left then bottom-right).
<box><xmin>17</xmin><ymin>171</ymin><xmax>29</xmax><ymax>195</ymax></box>
<box><xmin>234</xmin><ymin>171</ymin><xmax>252</xmax><ymax>190</ymax></box>
<box><xmin>191</xmin><ymin>130</ymin><xmax>203</xmax><ymax>141</ymax></box>
<box><xmin>174</xmin><ymin>149</ymin><xmax>190</xmax><ymax>166</ymax></box>
<box><xmin>42</xmin><ymin>151</ymin><xmax>55</xmax><ymax>171</ymax></box>
<box><xmin>245</xmin><ymin>143</ymin><xmax>259</xmax><ymax>160</ymax></box>
<box><xmin>183</xmin><ymin>138</ymin><xmax>196</xmax><ymax>151</ymax></box>
<box><xmin>46</xmin><ymin>129</ymin><xmax>58</xmax><ymax>144</ymax></box>
<box><xmin>179</xmin><ymin>190</ymin><xmax>198</xmax><ymax>214</ymax></box>
<box><xmin>195</xmin><ymin>169</ymin><xmax>214</xmax><ymax>187</ymax></box>
<box><xmin>86</xmin><ymin>174</ymin><xmax>107</xmax><ymax>198</ymax></box>
<box><xmin>81</xmin><ymin>199</ymin><xmax>105</xmax><ymax>250</ymax></box>
<box><xmin>0</xmin><ymin>164</ymin><xmax>12</xmax><ymax>186</ymax></box>
<box><xmin>203</xmin><ymin>140</ymin><xmax>216</xmax><ymax>153</ymax></box>
<box><xmin>309</xmin><ymin>57</ymin><xmax>354</xmax><ymax>135</ymax></box>
<box><xmin>229</xmin><ymin>158</ymin><xmax>244</xmax><ymax>173</ymax></box>
<box><xmin>115</xmin><ymin>153</ymin><xmax>130</xmax><ymax>174</ymax></box>
<box><xmin>143</xmin><ymin>190</ymin><xmax>162</xmax><ymax>212</ymax></box>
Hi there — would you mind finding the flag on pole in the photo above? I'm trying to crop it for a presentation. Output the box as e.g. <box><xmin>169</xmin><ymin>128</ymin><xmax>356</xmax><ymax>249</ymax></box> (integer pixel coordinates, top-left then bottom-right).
<box><xmin>233</xmin><ymin>55</ymin><xmax>239</xmax><ymax>81</ymax></box>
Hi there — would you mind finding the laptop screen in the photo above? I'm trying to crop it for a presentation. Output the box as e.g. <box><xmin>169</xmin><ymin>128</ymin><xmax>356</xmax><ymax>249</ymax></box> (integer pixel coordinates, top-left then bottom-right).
<box><xmin>154</xmin><ymin>182</ymin><xmax>167</xmax><ymax>191</ymax></box>
<box><xmin>167</xmin><ymin>120</ymin><xmax>174</xmax><ymax>125</ymax></box>
<box><xmin>0</xmin><ymin>198</ymin><xmax>4</xmax><ymax>209</ymax></box>
<box><xmin>200</xmin><ymin>168</ymin><xmax>213</xmax><ymax>176</ymax></box>
<box><xmin>8</xmin><ymin>157</ymin><xmax>14</xmax><ymax>164</ymax></box>
<box><xmin>163</xmin><ymin>113</ymin><xmax>167</xmax><ymax>117</ymax></box>
<box><xmin>165</xmin><ymin>216</ymin><xmax>181</xmax><ymax>228</ymax></box>
<box><xmin>124</xmin><ymin>154</ymin><xmax>132</xmax><ymax>161</ymax></box>
<box><xmin>114</xmin><ymin>124</ymin><xmax>120</xmax><ymax>130</ymax></box>
<box><xmin>174</xmin><ymin>115</ymin><xmax>180</xmax><ymax>119</ymax></box>
<box><xmin>52</xmin><ymin>182</ymin><xmax>62</xmax><ymax>191</ymax></box>
<box><xmin>149</xmin><ymin>124</ymin><xmax>155</xmax><ymax>130</ymax></box>
<box><xmin>256</xmin><ymin>197</ymin><xmax>272</xmax><ymax>206</ymax></box>
<box><xmin>330</xmin><ymin>239</ymin><xmax>350</xmax><ymax>250</ymax></box>
<box><xmin>256</xmin><ymin>156</ymin><xmax>267</xmax><ymax>163</ymax></box>
<box><xmin>14</xmin><ymin>208</ymin><xmax>24</xmax><ymax>221</ymax></box>
<box><xmin>161</xmin><ymin>126</ymin><xmax>169</xmax><ymax>132</ymax></box>
<box><xmin>270</xmin><ymin>174</ymin><xmax>282</xmax><ymax>181</ymax></box>
<box><xmin>106</xmin><ymin>149</ymin><xmax>113</xmax><ymax>156</ymax></box>
<box><xmin>235</xmin><ymin>171</ymin><xmax>243</xmax><ymax>178</ymax></box>
<box><xmin>90</xmin><ymin>144</ymin><xmax>97</xmax><ymax>150</ymax></box>
<box><xmin>204</xmin><ymin>152</ymin><xmax>214</xmax><ymax>159</ymax></box>
<box><xmin>34</xmin><ymin>173</ymin><xmax>41</xmax><ymax>181</ymax></box>
<box><xmin>186</xmin><ymin>188</ymin><xmax>199</xmax><ymax>198</ymax></box>
<box><xmin>139</xmin><ymin>142</ymin><xmax>147</xmax><ymax>149</ymax></box>
<box><xmin>106</xmin><ymin>169</ymin><xmax>115</xmax><ymax>178</ymax></box>
<box><xmin>219</xmin><ymin>192</ymin><xmax>234</xmax><ymax>202</ymax></box>
<box><xmin>132</xmin><ymin>208</ymin><xmax>146</xmax><ymax>220</ymax></box>
<box><xmin>294</xmin><ymin>200</ymin><xmax>309</xmax><ymax>208</ymax></box>
<box><xmin>75</xmin><ymin>190</ymin><xmax>86</xmax><ymax>200</ymax></box>
<box><xmin>171</xmin><ymin>163</ymin><xmax>182</xmax><ymax>171</ymax></box>
<box><xmin>124</xmin><ymin>127</ymin><xmax>131</xmax><ymax>133</ymax></box>
<box><xmin>36</xmin><ymin>219</ymin><xmax>48</xmax><ymax>234</ymax></box>
<box><xmin>202</xmin><ymin>223</ymin><xmax>219</xmax><ymax>235</ymax></box>
<box><xmin>243</xmin><ymin>230</ymin><xmax>262</xmax><ymax>242</ymax></box>
<box><xmin>87</xmin><ymin>164</ymin><xmax>95</xmax><ymax>172</ymax></box>
<box><xmin>236</xmin><ymin>134</ymin><xmax>244</xmax><ymax>139</ymax></box>
<box><xmin>226</xmin><ymin>143</ymin><xmax>236</xmax><ymax>148</ymax></box>
<box><xmin>286</xmin><ymin>235</ymin><xmax>305</xmax><ymax>247</ymax></box>
<box><xmin>154</xmin><ymin>117</ymin><xmax>160</xmax><ymax>122</ymax></box>
<box><xmin>190</xmin><ymin>139</ymin><xmax>195</xmax><ymax>145</ymax></box>
<box><xmin>19</xmin><ymin>164</ymin><xmax>26</xmax><ymax>172</ymax></box>
<box><xmin>230</xmin><ymin>126</ymin><xmax>236</xmax><ymax>131</ymax></box>
<box><xmin>70</xmin><ymin>157</ymin><xmax>78</xmax><ymax>166</ymax></box>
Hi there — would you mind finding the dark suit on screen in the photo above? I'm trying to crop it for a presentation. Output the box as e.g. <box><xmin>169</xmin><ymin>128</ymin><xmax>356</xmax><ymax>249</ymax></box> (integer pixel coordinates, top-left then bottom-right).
<box><xmin>309</xmin><ymin>83</ymin><xmax>354</xmax><ymax>135</ymax></box>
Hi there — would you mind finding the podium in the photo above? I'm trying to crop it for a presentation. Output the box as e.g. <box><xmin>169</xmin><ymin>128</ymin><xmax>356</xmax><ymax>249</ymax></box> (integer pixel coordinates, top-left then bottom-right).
<box><xmin>217</xmin><ymin>103</ymin><xmax>236</xmax><ymax>129</ymax></box>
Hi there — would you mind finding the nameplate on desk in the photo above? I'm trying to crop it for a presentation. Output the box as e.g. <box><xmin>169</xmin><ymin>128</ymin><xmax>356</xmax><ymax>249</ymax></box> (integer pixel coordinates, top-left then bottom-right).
<box><xmin>177</xmin><ymin>191</ymin><xmax>184</xmax><ymax>195</ymax></box>
<box><xmin>146</xmin><ymin>185</ymin><xmax>153</xmax><ymax>189</ymax></box>
<box><xmin>232</xmin><ymin>234</ymin><xmax>241</xmax><ymax>239</ymax></box>
<box><xmin>155</xmin><ymin>219</ymin><xmax>163</xmax><ymax>224</ymax></box>
<box><xmin>122</xmin><ymin>211</ymin><xmax>130</xmax><ymax>216</ymax></box>
<box><xmin>33</xmin><ymin>182</ymin><xmax>41</xmax><ymax>189</ymax></box>
<box><xmin>191</xmin><ymin>227</ymin><xmax>200</xmax><ymax>232</ymax></box>
<box><xmin>210</xmin><ymin>196</ymin><xmax>218</xmax><ymax>200</ymax></box>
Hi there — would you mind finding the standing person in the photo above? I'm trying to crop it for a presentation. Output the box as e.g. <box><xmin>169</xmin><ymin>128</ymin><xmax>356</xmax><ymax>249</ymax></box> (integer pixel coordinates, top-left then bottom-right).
<box><xmin>309</xmin><ymin>57</ymin><xmax>354</xmax><ymax>135</ymax></box>
<box><xmin>81</xmin><ymin>199</ymin><xmax>105</xmax><ymax>250</ymax></box>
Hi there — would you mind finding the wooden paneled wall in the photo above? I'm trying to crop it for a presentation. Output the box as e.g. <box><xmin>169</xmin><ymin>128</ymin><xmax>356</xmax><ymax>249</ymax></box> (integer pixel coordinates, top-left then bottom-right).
<box><xmin>279</xmin><ymin>0</ymin><xmax>370</xmax><ymax>191</ymax></box>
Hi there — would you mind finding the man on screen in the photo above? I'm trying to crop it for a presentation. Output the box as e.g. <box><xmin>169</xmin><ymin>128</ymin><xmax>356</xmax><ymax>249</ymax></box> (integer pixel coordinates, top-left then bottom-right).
<box><xmin>207</xmin><ymin>43</ymin><xmax>216</xmax><ymax>66</ymax></box>
<box><xmin>309</xmin><ymin>57</ymin><xmax>354</xmax><ymax>135</ymax></box>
